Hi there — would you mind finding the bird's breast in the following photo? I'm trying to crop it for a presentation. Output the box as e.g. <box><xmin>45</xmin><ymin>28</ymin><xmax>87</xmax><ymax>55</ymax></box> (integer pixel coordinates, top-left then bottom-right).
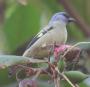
<box><xmin>47</xmin><ymin>26</ymin><xmax>67</xmax><ymax>45</ymax></box>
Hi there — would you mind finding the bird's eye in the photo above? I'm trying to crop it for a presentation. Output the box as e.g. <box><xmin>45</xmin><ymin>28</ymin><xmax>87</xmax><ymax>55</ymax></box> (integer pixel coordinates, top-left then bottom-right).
<box><xmin>63</xmin><ymin>14</ymin><xmax>70</xmax><ymax>19</ymax></box>
<box><xmin>48</xmin><ymin>26</ymin><xmax>53</xmax><ymax>31</ymax></box>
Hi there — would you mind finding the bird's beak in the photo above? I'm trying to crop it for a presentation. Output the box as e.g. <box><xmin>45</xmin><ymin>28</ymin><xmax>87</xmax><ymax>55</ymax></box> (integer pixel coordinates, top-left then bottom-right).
<box><xmin>68</xmin><ymin>17</ymin><xmax>75</xmax><ymax>22</ymax></box>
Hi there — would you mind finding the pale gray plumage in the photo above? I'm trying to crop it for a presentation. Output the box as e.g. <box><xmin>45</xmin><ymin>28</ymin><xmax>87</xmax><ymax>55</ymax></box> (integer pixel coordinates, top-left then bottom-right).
<box><xmin>23</xmin><ymin>12</ymin><xmax>74</xmax><ymax>59</ymax></box>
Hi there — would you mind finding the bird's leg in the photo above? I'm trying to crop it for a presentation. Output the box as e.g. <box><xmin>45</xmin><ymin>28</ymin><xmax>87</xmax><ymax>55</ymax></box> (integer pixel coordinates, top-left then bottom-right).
<box><xmin>47</xmin><ymin>42</ymin><xmax>57</xmax><ymax>74</ymax></box>
<box><xmin>47</xmin><ymin>49</ymin><xmax>52</xmax><ymax>62</ymax></box>
<box><xmin>53</xmin><ymin>42</ymin><xmax>59</xmax><ymax>62</ymax></box>
<box><xmin>47</xmin><ymin>42</ymin><xmax>56</xmax><ymax>62</ymax></box>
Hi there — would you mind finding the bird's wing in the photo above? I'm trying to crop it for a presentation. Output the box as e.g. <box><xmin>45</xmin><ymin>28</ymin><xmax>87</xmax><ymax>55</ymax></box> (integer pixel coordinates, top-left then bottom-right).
<box><xmin>26</xmin><ymin>25</ymin><xmax>53</xmax><ymax>49</ymax></box>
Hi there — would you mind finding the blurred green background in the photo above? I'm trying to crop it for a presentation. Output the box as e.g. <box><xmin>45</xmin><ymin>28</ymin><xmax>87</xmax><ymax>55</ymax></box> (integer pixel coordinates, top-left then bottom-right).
<box><xmin>1</xmin><ymin>0</ymin><xmax>90</xmax><ymax>54</ymax></box>
<box><xmin>0</xmin><ymin>0</ymin><xmax>90</xmax><ymax>87</ymax></box>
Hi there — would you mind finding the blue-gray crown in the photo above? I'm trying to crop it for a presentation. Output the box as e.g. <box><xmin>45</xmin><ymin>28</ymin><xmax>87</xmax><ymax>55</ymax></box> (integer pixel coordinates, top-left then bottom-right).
<box><xmin>49</xmin><ymin>12</ymin><xmax>75</xmax><ymax>24</ymax></box>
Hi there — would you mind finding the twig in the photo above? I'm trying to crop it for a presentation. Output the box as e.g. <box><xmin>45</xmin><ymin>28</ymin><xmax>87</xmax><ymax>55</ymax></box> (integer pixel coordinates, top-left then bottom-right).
<box><xmin>32</xmin><ymin>69</ymin><xmax>41</xmax><ymax>80</ymax></box>
<box><xmin>28</xmin><ymin>58</ymin><xmax>48</xmax><ymax>63</ymax></box>
<box><xmin>55</xmin><ymin>67</ymin><xmax>76</xmax><ymax>87</ymax></box>
<box><xmin>75</xmin><ymin>84</ymin><xmax>80</xmax><ymax>87</ymax></box>
<box><xmin>16</xmin><ymin>69</ymin><xmax>22</xmax><ymax>82</ymax></box>
<box><xmin>62</xmin><ymin>42</ymin><xmax>90</xmax><ymax>57</ymax></box>
<box><xmin>54</xmin><ymin>77</ymin><xmax>60</xmax><ymax>87</ymax></box>
<box><xmin>16</xmin><ymin>64</ymin><xmax>52</xmax><ymax>78</ymax></box>
<box><xmin>59</xmin><ymin>0</ymin><xmax>90</xmax><ymax>37</ymax></box>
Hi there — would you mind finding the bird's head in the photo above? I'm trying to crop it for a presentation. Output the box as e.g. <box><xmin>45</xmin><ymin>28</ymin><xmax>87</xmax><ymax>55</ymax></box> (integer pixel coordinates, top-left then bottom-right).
<box><xmin>49</xmin><ymin>12</ymin><xmax>75</xmax><ymax>25</ymax></box>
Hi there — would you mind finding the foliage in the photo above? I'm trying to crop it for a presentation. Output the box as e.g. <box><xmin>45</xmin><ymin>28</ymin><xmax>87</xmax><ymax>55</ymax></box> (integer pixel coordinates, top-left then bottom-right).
<box><xmin>0</xmin><ymin>44</ymin><xmax>90</xmax><ymax>87</ymax></box>
<box><xmin>0</xmin><ymin>0</ymin><xmax>90</xmax><ymax>87</ymax></box>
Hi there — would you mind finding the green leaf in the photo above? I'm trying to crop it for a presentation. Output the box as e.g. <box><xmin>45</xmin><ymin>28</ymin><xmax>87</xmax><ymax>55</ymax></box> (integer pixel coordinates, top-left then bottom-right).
<box><xmin>4</xmin><ymin>3</ymin><xmax>40</xmax><ymax>51</ymax></box>
<box><xmin>0</xmin><ymin>55</ymin><xmax>30</xmax><ymax>69</ymax></box>
<box><xmin>79</xmin><ymin>77</ymin><xmax>90</xmax><ymax>87</ymax></box>
<box><xmin>57</xmin><ymin>58</ymin><xmax>66</xmax><ymax>72</ymax></box>
<box><xmin>61</xmin><ymin>80</ymin><xmax>72</xmax><ymax>87</ymax></box>
<box><xmin>0</xmin><ymin>68</ymin><xmax>16</xmax><ymax>86</ymax></box>
<box><xmin>0</xmin><ymin>55</ymin><xmax>47</xmax><ymax>69</ymax></box>
<box><xmin>64</xmin><ymin>71</ymin><xmax>89</xmax><ymax>83</ymax></box>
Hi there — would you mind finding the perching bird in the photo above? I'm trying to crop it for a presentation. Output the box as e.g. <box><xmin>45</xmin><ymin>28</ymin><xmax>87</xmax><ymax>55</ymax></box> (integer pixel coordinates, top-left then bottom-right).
<box><xmin>23</xmin><ymin>12</ymin><xmax>75</xmax><ymax>59</ymax></box>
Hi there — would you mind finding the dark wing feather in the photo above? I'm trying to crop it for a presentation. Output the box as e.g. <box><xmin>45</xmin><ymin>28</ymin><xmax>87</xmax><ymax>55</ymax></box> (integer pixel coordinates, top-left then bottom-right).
<box><xmin>26</xmin><ymin>35</ymin><xmax>39</xmax><ymax>49</ymax></box>
<box><xmin>26</xmin><ymin>26</ymin><xmax>53</xmax><ymax>49</ymax></box>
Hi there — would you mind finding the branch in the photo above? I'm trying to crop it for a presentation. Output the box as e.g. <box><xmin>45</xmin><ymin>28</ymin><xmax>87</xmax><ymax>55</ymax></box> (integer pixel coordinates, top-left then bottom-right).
<box><xmin>59</xmin><ymin>0</ymin><xmax>90</xmax><ymax>37</ymax></box>
<box><xmin>55</xmin><ymin>67</ymin><xmax>76</xmax><ymax>87</ymax></box>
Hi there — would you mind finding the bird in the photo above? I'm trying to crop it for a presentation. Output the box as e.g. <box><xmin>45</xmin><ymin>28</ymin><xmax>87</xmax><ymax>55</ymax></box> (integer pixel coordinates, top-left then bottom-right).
<box><xmin>23</xmin><ymin>12</ymin><xmax>75</xmax><ymax>59</ymax></box>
